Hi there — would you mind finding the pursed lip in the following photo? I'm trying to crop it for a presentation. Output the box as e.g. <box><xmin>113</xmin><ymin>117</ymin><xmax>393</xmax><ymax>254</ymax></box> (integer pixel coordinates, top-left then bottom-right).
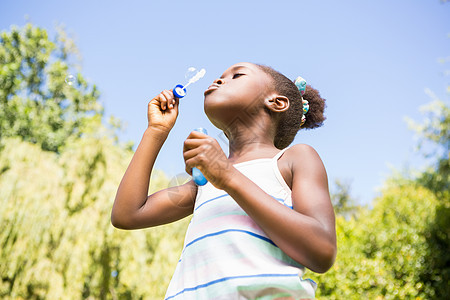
<box><xmin>204</xmin><ymin>84</ymin><xmax>220</xmax><ymax>95</ymax></box>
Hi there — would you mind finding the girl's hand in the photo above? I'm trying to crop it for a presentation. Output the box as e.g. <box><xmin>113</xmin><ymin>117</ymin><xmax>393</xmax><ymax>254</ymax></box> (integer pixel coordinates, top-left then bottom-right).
<box><xmin>183</xmin><ymin>131</ymin><xmax>236</xmax><ymax>190</ymax></box>
<box><xmin>147</xmin><ymin>90</ymin><xmax>179</xmax><ymax>133</ymax></box>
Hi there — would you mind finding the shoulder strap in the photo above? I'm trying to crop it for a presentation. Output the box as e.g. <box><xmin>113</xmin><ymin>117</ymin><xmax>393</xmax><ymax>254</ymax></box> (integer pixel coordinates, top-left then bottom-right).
<box><xmin>271</xmin><ymin>146</ymin><xmax>292</xmax><ymax>193</ymax></box>
<box><xmin>272</xmin><ymin>146</ymin><xmax>290</xmax><ymax>161</ymax></box>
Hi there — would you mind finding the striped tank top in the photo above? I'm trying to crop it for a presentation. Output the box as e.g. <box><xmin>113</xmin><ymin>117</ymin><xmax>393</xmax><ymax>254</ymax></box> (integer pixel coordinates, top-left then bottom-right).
<box><xmin>164</xmin><ymin>147</ymin><xmax>317</xmax><ymax>299</ymax></box>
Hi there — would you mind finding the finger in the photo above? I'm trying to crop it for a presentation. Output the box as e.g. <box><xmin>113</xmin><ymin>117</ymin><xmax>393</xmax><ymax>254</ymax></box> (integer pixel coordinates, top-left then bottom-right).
<box><xmin>183</xmin><ymin>147</ymin><xmax>204</xmax><ymax>165</ymax></box>
<box><xmin>184</xmin><ymin>131</ymin><xmax>209</xmax><ymax>149</ymax></box>
<box><xmin>183</xmin><ymin>137</ymin><xmax>211</xmax><ymax>153</ymax></box>
<box><xmin>149</xmin><ymin>95</ymin><xmax>164</xmax><ymax>115</ymax></box>
<box><xmin>184</xmin><ymin>151</ymin><xmax>199</xmax><ymax>175</ymax></box>
<box><xmin>158</xmin><ymin>91</ymin><xmax>169</xmax><ymax>110</ymax></box>
<box><xmin>173</xmin><ymin>95</ymin><xmax>179</xmax><ymax>109</ymax></box>
<box><xmin>188</xmin><ymin>130</ymin><xmax>208</xmax><ymax>139</ymax></box>
<box><xmin>149</xmin><ymin>94</ymin><xmax>161</xmax><ymax>106</ymax></box>
<box><xmin>162</xmin><ymin>90</ymin><xmax>174</xmax><ymax>109</ymax></box>
<box><xmin>184</xmin><ymin>155</ymin><xmax>205</xmax><ymax>176</ymax></box>
<box><xmin>184</xmin><ymin>156</ymin><xmax>194</xmax><ymax>175</ymax></box>
<box><xmin>170</xmin><ymin>89</ymin><xmax>179</xmax><ymax>107</ymax></box>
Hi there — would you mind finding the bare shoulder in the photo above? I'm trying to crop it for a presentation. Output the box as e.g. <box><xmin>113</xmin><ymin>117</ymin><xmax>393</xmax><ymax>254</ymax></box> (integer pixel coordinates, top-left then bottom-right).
<box><xmin>286</xmin><ymin>143</ymin><xmax>320</xmax><ymax>155</ymax></box>
<box><xmin>285</xmin><ymin>144</ymin><xmax>324</xmax><ymax>165</ymax></box>
<box><xmin>287</xmin><ymin>144</ymin><xmax>332</xmax><ymax>221</ymax></box>
<box><xmin>276</xmin><ymin>144</ymin><xmax>325</xmax><ymax>190</ymax></box>
<box><xmin>284</xmin><ymin>143</ymin><xmax>328</xmax><ymax>180</ymax></box>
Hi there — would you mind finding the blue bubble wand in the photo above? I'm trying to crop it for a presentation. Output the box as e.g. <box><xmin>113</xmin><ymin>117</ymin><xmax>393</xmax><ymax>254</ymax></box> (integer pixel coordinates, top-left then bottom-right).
<box><xmin>173</xmin><ymin>68</ymin><xmax>208</xmax><ymax>186</ymax></box>
<box><xmin>173</xmin><ymin>68</ymin><xmax>206</xmax><ymax>98</ymax></box>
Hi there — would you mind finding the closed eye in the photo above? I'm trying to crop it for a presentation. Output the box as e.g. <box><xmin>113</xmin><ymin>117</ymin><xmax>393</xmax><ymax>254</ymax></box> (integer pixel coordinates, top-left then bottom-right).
<box><xmin>232</xmin><ymin>73</ymin><xmax>245</xmax><ymax>79</ymax></box>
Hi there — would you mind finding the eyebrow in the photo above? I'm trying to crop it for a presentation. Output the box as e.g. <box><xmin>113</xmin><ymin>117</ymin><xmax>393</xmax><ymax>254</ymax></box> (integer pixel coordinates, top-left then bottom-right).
<box><xmin>220</xmin><ymin>65</ymin><xmax>250</xmax><ymax>78</ymax></box>
<box><xmin>230</xmin><ymin>65</ymin><xmax>248</xmax><ymax>71</ymax></box>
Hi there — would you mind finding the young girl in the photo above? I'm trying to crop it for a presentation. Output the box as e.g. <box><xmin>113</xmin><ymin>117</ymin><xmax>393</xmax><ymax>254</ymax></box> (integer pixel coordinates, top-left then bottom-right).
<box><xmin>111</xmin><ymin>62</ymin><xmax>336</xmax><ymax>299</ymax></box>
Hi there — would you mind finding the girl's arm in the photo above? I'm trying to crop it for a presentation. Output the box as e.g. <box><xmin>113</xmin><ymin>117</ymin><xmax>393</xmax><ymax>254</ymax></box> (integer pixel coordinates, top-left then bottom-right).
<box><xmin>184</xmin><ymin>136</ymin><xmax>336</xmax><ymax>273</ymax></box>
<box><xmin>111</xmin><ymin>90</ymin><xmax>196</xmax><ymax>230</ymax></box>
<box><xmin>228</xmin><ymin>144</ymin><xmax>336</xmax><ymax>273</ymax></box>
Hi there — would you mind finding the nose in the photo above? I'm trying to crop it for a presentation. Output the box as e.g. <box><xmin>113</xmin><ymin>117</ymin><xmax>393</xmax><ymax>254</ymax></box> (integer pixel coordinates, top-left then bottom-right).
<box><xmin>214</xmin><ymin>78</ymin><xmax>224</xmax><ymax>85</ymax></box>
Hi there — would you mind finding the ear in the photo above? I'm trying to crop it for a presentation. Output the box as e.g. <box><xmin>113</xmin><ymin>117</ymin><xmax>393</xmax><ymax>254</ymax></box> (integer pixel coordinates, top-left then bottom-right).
<box><xmin>265</xmin><ymin>95</ymin><xmax>290</xmax><ymax>113</ymax></box>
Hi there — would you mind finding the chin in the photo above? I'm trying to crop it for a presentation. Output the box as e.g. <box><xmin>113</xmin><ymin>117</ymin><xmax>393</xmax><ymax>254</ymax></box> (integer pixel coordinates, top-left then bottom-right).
<box><xmin>204</xmin><ymin>93</ymin><xmax>247</xmax><ymax>131</ymax></box>
<box><xmin>204</xmin><ymin>104</ymin><xmax>225</xmax><ymax>130</ymax></box>
<box><xmin>205</xmin><ymin>106</ymin><xmax>237</xmax><ymax>133</ymax></box>
<box><xmin>204</xmin><ymin>94</ymin><xmax>225</xmax><ymax>118</ymax></box>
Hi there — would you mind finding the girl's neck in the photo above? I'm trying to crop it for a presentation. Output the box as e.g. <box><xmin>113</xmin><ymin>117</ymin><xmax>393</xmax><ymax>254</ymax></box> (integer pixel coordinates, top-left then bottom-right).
<box><xmin>226</xmin><ymin>127</ymin><xmax>279</xmax><ymax>164</ymax></box>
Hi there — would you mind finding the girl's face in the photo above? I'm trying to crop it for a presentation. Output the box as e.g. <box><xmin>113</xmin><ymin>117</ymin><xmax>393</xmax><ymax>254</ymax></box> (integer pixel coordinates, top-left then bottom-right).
<box><xmin>203</xmin><ymin>62</ymin><xmax>273</xmax><ymax>129</ymax></box>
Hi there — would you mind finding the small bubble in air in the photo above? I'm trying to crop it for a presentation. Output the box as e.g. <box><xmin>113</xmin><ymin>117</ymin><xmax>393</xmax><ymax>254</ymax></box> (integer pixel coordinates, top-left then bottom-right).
<box><xmin>185</xmin><ymin>67</ymin><xmax>197</xmax><ymax>81</ymax></box>
<box><xmin>111</xmin><ymin>270</ymin><xmax>118</xmax><ymax>277</ymax></box>
<box><xmin>65</xmin><ymin>74</ymin><xmax>76</xmax><ymax>86</ymax></box>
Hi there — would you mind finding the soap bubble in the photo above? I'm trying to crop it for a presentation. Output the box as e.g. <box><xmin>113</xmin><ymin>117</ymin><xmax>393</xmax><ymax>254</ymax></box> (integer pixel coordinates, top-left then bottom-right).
<box><xmin>111</xmin><ymin>270</ymin><xmax>118</xmax><ymax>277</ymax></box>
<box><xmin>185</xmin><ymin>67</ymin><xmax>198</xmax><ymax>81</ymax></box>
<box><xmin>65</xmin><ymin>74</ymin><xmax>76</xmax><ymax>86</ymax></box>
<box><xmin>176</xmin><ymin>67</ymin><xmax>206</xmax><ymax>95</ymax></box>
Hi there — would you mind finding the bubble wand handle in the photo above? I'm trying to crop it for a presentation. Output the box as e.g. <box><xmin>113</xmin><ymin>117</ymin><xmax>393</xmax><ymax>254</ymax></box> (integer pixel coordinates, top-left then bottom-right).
<box><xmin>192</xmin><ymin>128</ymin><xmax>208</xmax><ymax>186</ymax></box>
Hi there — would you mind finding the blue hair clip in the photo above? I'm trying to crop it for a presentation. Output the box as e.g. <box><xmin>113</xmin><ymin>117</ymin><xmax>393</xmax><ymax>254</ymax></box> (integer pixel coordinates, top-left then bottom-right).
<box><xmin>295</xmin><ymin>76</ymin><xmax>307</xmax><ymax>96</ymax></box>
<box><xmin>295</xmin><ymin>76</ymin><xmax>309</xmax><ymax>126</ymax></box>
<box><xmin>302</xmin><ymin>99</ymin><xmax>309</xmax><ymax>114</ymax></box>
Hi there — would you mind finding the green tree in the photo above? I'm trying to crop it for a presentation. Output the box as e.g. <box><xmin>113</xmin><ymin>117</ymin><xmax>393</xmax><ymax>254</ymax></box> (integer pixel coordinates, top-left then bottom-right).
<box><xmin>309</xmin><ymin>100</ymin><xmax>449</xmax><ymax>299</ymax></box>
<box><xmin>0</xmin><ymin>24</ymin><xmax>187</xmax><ymax>299</ymax></box>
<box><xmin>406</xmin><ymin>99</ymin><xmax>449</xmax><ymax>196</ymax></box>
<box><xmin>0</xmin><ymin>136</ymin><xmax>189</xmax><ymax>299</ymax></box>
<box><xmin>407</xmin><ymin>99</ymin><xmax>450</xmax><ymax>299</ymax></box>
<box><xmin>330</xmin><ymin>179</ymin><xmax>359</xmax><ymax>219</ymax></box>
<box><xmin>309</xmin><ymin>172</ymin><xmax>441</xmax><ymax>299</ymax></box>
<box><xmin>0</xmin><ymin>23</ymin><xmax>102</xmax><ymax>152</ymax></box>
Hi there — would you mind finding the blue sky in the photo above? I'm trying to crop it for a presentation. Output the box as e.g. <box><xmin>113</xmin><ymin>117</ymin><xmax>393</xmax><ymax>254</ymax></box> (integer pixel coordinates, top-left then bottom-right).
<box><xmin>2</xmin><ymin>0</ymin><xmax>449</xmax><ymax>205</ymax></box>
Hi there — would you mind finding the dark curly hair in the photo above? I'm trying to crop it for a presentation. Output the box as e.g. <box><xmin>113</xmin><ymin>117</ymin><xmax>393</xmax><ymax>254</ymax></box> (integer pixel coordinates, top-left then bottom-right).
<box><xmin>256</xmin><ymin>64</ymin><xmax>326</xmax><ymax>149</ymax></box>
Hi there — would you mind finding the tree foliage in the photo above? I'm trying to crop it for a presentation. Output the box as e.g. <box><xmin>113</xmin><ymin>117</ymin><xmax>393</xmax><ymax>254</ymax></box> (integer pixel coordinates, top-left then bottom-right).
<box><xmin>407</xmin><ymin>99</ymin><xmax>450</xmax><ymax>299</ymax></box>
<box><xmin>309</xmin><ymin>99</ymin><xmax>449</xmax><ymax>299</ymax></box>
<box><xmin>0</xmin><ymin>24</ymin><xmax>187</xmax><ymax>299</ymax></box>
<box><xmin>310</xmin><ymin>182</ymin><xmax>440</xmax><ymax>299</ymax></box>
<box><xmin>0</xmin><ymin>23</ymin><xmax>103</xmax><ymax>152</ymax></box>
<box><xmin>330</xmin><ymin>179</ymin><xmax>360</xmax><ymax>219</ymax></box>
<box><xmin>0</xmin><ymin>136</ymin><xmax>189</xmax><ymax>299</ymax></box>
